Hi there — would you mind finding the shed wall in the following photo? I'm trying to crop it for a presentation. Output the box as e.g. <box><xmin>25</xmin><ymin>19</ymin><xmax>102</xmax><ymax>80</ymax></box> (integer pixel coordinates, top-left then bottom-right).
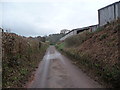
<box><xmin>99</xmin><ymin>2</ymin><xmax>120</xmax><ymax>26</ymax></box>
<box><xmin>60</xmin><ymin>30</ymin><xmax>77</xmax><ymax>41</ymax></box>
<box><xmin>91</xmin><ymin>25</ymin><xmax>98</xmax><ymax>32</ymax></box>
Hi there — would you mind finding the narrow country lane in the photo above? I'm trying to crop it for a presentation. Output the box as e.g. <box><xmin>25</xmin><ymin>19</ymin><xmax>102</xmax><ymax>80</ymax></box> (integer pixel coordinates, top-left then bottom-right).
<box><xmin>27</xmin><ymin>46</ymin><xmax>103</xmax><ymax>88</ymax></box>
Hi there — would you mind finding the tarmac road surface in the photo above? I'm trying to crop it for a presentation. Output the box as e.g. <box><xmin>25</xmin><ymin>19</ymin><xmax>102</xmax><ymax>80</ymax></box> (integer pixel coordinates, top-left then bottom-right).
<box><xmin>27</xmin><ymin>46</ymin><xmax>102</xmax><ymax>88</ymax></box>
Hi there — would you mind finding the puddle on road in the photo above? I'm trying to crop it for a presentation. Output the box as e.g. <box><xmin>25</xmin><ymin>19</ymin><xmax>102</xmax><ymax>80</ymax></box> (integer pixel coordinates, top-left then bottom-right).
<box><xmin>27</xmin><ymin>46</ymin><xmax>103</xmax><ymax>88</ymax></box>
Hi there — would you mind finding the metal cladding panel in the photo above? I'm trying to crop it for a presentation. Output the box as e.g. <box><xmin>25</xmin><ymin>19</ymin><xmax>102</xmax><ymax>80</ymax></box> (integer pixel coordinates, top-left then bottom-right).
<box><xmin>115</xmin><ymin>2</ymin><xmax>120</xmax><ymax>19</ymax></box>
<box><xmin>99</xmin><ymin>5</ymin><xmax>115</xmax><ymax>26</ymax></box>
<box><xmin>60</xmin><ymin>30</ymin><xmax>77</xmax><ymax>41</ymax></box>
<box><xmin>115</xmin><ymin>3</ymin><xmax>119</xmax><ymax>19</ymax></box>
<box><xmin>99</xmin><ymin>1</ymin><xmax>120</xmax><ymax>26</ymax></box>
<box><xmin>73</xmin><ymin>30</ymin><xmax>77</xmax><ymax>35</ymax></box>
<box><xmin>91</xmin><ymin>25</ymin><xmax>98</xmax><ymax>32</ymax></box>
<box><xmin>118</xmin><ymin>2</ymin><xmax>120</xmax><ymax>18</ymax></box>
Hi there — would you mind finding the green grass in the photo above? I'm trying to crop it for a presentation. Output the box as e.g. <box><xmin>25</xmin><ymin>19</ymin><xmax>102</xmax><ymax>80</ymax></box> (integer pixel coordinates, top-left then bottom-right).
<box><xmin>99</xmin><ymin>33</ymin><xmax>108</xmax><ymax>41</ymax></box>
<box><xmin>56</xmin><ymin>42</ymin><xmax>65</xmax><ymax>51</ymax></box>
<box><xmin>56</xmin><ymin>19</ymin><xmax>120</xmax><ymax>87</ymax></box>
<box><xmin>64</xmin><ymin>31</ymin><xmax>93</xmax><ymax>47</ymax></box>
<box><xmin>2</xmin><ymin>33</ymin><xmax>49</xmax><ymax>88</ymax></box>
<box><xmin>61</xmin><ymin>48</ymin><xmax>120</xmax><ymax>88</ymax></box>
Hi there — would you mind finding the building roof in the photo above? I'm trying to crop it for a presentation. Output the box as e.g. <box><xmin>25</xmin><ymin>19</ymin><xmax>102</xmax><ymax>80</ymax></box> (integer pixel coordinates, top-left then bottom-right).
<box><xmin>89</xmin><ymin>24</ymin><xmax>98</xmax><ymax>27</ymax></box>
<box><xmin>64</xmin><ymin>24</ymin><xmax>98</xmax><ymax>36</ymax></box>
<box><xmin>98</xmin><ymin>1</ymin><xmax>120</xmax><ymax>11</ymax></box>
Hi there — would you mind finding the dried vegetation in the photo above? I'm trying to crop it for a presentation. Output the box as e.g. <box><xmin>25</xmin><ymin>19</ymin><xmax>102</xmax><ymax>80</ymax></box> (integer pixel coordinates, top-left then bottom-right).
<box><xmin>2</xmin><ymin>32</ymin><xmax>48</xmax><ymax>87</ymax></box>
<box><xmin>56</xmin><ymin>20</ymin><xmax>120</xmax><ymax>88</ymax></box>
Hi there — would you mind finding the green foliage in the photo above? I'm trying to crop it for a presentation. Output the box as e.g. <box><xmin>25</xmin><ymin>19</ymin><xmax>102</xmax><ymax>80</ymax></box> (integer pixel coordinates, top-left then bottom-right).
<box><xmin>65</xmin><ymin>31</ymin><xmax>93</xmax><ymax>47</ymax></box>
<box><xmin>99</xmin><ymin>33</ymin><xmax>108</xmax><ymax>40</ymax></box>
<box><xmin>62</xmin><ymin>48</ymin><xmax>120</xmax><ymax>88</ymax></box>
<box><xmin>57</xmin><ymin>19</ymin><xmax>120</xmax><ymax>87</ymax></box>
<box><xmin>2</xmin><ymin>32</ymin><xmax>48</xmax><ymax>88</ymax></box>
<box><xmin>56</xmin><ymin>42</ymin><xmax>65</xmax><ymax>51</ymax></box>
<box><xmin>95</xmin><ymin>26</ymin><xmax>104</xmax><ymax>33</ymax></box>
<box><xmin>46</xmin><ymin>33</ymin><xmax>65</xmax><ymax>44</ymax></box>
<box><xmin>101</xmin><ymin>65</ymin><xmax>120</xmax><ymax>88</ymax></box>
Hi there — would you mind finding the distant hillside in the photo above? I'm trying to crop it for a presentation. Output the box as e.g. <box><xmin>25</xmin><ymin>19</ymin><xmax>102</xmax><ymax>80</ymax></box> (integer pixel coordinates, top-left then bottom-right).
<box><xmin>46</xmin><ymin>33</ymin><xmax>65</xmax><ymax>44</ymax></box>
<box><xmin>56</xmin><ymin>19</ymin><xmax>120</xmax><ymax>88</ymax></box>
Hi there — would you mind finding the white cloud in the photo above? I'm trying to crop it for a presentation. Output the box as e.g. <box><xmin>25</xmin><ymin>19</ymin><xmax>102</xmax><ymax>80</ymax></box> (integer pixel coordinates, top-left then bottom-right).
<box><xmin>0</xmin><ymin>3</ymin><xmax>3</xmax><ymax>28</ymax></box>
<box><xmin>1</xmin><ymin>0</ymin><xmax>119</xmax><ymax>36</ymax></box>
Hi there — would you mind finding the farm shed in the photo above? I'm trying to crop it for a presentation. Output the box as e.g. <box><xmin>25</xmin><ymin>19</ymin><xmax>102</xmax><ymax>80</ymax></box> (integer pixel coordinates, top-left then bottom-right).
<box><xmin>60</xmin><ymin>27</ymin><xmax>90</xmax><ymax>41</ymax></box>
<box><xmin>98</xmin><ymin>1</ymin><xmax>120</xmax><ymax>26</ymax></box>
<box><xmin>60</xmin><ymin>29</ymin><xmax>77</xmax><ymax>41</ymax></box>
<box><xmin>89</xmin><ymin>25</ymin><xmax>98</xmax><ymax>32</ymax></box>
<box><xmin>0</xmin><ymin>27</ymin><xmax>2</xmax><ymax>63</ymax></box>
<box><xmin>76</xmin><ymin>27</ymin><xmax>89</xmax><ymax>34</ymax></box>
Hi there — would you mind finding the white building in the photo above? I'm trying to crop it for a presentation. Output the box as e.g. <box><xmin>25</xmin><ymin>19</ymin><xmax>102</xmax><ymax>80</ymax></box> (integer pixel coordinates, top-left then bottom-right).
<box><xmin>60</xmin><ymin>29</ymin><xmax>77</xmax><ymax>41</ymax></box>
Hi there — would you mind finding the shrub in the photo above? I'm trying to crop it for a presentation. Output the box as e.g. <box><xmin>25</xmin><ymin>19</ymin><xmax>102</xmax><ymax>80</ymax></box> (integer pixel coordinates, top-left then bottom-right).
<box><xmin>65</xmin><ymin>31</ymin><xmax>93</xmax><ymax>47</ymax></box>
<box><xmin>99</xmin><ymin>33</ymin><xmax>108</xmax><ymax>40</ymax></box>
<box><xmin>2</xmin><ymin>32</ymin><xmax>48</xmax><ymax>87</ymax></box>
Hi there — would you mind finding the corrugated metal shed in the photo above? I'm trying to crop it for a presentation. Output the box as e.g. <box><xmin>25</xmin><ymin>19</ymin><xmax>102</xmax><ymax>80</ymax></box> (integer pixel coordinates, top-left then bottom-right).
<box><xmin>98</xmin><ymin>1</ymin><xmax>120</xmax><ymax>26</ymax></box>
<box><xmin>60</xmin><ymin>24</ymin><xmax>99</xmax><ymax>41</ymax></box>
<box><xmin>89</xmin><ymin>25</ymin><xmax>98</xmax><ymax>32</ymax></box>
<box><xmin>60</xmin><ymin>1</ymin><xmax>120</xmax><ymax>41</ymax></box>
<box><xmin>60</xmin><ymin>27</ymin><xmax>90</xmax><ymax>41</ymax></box>
<box><xmin>60</xmin><ymin>29</ymin><xmax>77</xmax><ymax>41</ymax></box>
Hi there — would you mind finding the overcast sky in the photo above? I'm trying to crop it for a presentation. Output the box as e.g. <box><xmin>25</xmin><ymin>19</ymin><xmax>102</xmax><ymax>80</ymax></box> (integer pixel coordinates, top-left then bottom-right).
<box><xmin>0</xmin><ymin>0</ymin><xmax>119</xmax><ymax>36</ymax></box>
